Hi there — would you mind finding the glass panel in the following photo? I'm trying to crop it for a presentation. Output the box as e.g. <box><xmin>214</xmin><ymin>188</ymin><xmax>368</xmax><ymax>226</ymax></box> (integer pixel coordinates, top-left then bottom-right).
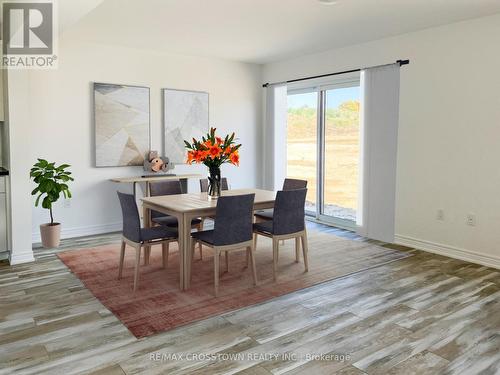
<box><xmin>323</xmin><ymin>86</ymin><xmax>360</xmax><ymax>222</ymax></box>
<box><xmin>286</xmin><ymin>91</ymin><xmax>318</xmax><ymax>215</ymax></box>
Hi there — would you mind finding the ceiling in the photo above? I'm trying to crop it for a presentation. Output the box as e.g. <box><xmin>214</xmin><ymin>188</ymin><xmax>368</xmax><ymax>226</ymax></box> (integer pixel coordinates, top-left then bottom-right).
<box><xmin>71</xmin><ymin>0</ymin><xmax>500</xmax><ymax>64</ymax></box>
<box><xmin>59</xmin><ymin>0</ymin><xmax>105</xmax><ymax>34</ymax></box>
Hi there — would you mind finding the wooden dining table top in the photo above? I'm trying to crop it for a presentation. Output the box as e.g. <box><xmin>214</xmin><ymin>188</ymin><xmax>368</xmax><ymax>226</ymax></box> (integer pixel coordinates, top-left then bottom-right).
<box><xmin>141</xmin><ymin>188</ymin><xmax>276</xmax><ymax>214</ymax></box>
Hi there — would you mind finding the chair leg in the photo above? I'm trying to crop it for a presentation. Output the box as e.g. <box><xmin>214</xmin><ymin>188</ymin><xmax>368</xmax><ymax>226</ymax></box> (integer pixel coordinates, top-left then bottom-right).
<box><xmin>272</xmin><ymin>238</ymin><xmax>279</xmax><ymax>282</ymax></box>
<box><xmin>118</xmin><ymin>240</ymin><xmax>126</xmax><ymax>279</ymax></box>
<box><xmin>276</xmin><ymin>239</ymin><xmax>280</xmax><ymax>261</ymax></box>
<box><xmin>214</xmin><ymin>248</ymin><xmax>220</xmax><ymax>297</ymax></box>
<box><xmin>295</xmin><ymin>237</ymin><xmax>300</xmax><ymax>263</ymax></box>
<box><xmin>247</xmin><ymin>234</ymin><xmax>257</xmax><ymax>268</ymax></box>
<box><xmin>248</xmin><ymin>245</ymin><xmax>258</xmax><ymax>286</ymax></box>
<box><xmin>225</xmin><ymin>251</ymin><xmax>229</xmax><ymax>273</ymax></box>
<box><xmin>301</xmin><ymin>233</ymin><xmax>309</xmax><ymax>272</ymax></box>
<box><xmin>133</xmin><ymin>245</ymin><xmax>141</xmax><ymax>291</ymax></box>
<box><xmin>162</xmin><ymin>242</ymin><xmax>169</xmax><ymax>269</ymax></box>
<box><xmin>144</xmin><ymin>245</ymin><xmax>151</xmax><ymax>266</ymax></box>
<box><xmin>197</xmin><ymin>223</ymin><xmax>203</xmax><ymax>260</ymax></box>
<box><xmin>190</xmin><ymin>238</ymin><xmax>196</xmax><ymax>283</ymax></box>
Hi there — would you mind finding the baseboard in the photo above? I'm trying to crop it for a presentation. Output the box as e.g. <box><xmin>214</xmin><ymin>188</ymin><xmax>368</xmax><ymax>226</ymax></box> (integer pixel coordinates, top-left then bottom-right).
<box><xmin>32</xmin><ymin>222</ymin><xmax>122</xmax><ymax>244</ymax></box>
<box><xmin>395</xmin><ymin>234</ymin><xmax>500</xmax><ymax>270</ymax></box>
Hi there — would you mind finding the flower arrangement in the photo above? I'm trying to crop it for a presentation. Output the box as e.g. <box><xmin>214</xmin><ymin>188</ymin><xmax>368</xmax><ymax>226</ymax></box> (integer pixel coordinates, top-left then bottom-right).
<box><xmin>184</xmin><ymin>127</ymin><xmax>241</xmax><ymax>198</ymax></box>
<box><xmin>184</xmin><ymin>127</ymin><xmax>241</xmax><ymax>167</ymax></box>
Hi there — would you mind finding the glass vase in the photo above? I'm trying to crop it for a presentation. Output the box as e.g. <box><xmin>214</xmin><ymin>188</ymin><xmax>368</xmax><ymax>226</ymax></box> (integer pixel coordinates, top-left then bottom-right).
<box><xmin>207</xmin><ymin>165</ymin><xmax>222</xmax><ymax>200</ymax></box>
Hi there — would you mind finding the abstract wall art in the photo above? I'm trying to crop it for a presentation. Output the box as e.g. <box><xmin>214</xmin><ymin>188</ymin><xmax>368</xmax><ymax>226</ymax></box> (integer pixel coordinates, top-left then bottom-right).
<box><xmin>94</xmin><ymin>83</ymin><xmax>150</xmax><ymax>167</ymax></box>
<box><xmin>163</xmin><ymin>89</ymin><xmax>209</xmax><ymax>164</ymax></box>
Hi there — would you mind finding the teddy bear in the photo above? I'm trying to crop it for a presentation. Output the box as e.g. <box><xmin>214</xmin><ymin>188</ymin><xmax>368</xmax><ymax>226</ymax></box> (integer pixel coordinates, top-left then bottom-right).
<box><xmin>143</xmin><ymin>151</ymin><xmax>172</xmax><ymax>173</ymax></box>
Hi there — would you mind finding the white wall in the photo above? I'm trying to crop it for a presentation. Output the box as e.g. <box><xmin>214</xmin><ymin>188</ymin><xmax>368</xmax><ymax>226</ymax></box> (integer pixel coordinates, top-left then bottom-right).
<box><xmin>5</xmin><ymin>70</ymin><xmax>35</xmax><ymax>264</ymax></box>
<box><xmin>263</xmin><ymin>14</ymin><xmax>500</xmax><ymax>267</ymax></box>
<box><xmin>24</xmin><ymin>30</ymin><xmax>262</xmax><ymax>243</ymax></box>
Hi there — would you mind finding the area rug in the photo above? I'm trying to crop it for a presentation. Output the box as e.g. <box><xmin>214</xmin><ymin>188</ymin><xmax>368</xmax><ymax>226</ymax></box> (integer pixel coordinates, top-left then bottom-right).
<box><xmin>58</xmin><ymin>231</ymin><xmax>412</xmax><ymax>338</ymax></box>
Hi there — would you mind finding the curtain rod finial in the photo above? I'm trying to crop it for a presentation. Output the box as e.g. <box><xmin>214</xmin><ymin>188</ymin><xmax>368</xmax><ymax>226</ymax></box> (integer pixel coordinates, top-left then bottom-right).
<box><xmin>397</xmin><ymin>59</ymin><xmax>410</xmax><ymax>66</ymax></box>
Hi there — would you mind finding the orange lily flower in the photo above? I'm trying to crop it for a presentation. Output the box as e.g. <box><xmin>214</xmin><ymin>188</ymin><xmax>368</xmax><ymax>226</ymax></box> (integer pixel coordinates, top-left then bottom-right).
<box><xmin>191</xmin><ymin>150</ymin><xmax>207</xmax><ymax>163</ymax></box>
<box><xmin>230</xmin><ymin>152</ymin><xmax>239</xmax><ymax>166</ymax></box>
<box><xmin>207</xmin><ymin>144</ymin><xmax>222</xmax><ymax>159</ymax></box>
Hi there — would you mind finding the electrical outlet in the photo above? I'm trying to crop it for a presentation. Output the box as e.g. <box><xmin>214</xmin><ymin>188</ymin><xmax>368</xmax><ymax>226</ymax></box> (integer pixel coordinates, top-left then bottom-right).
<box><xmin>64</xmin><ymin>199</ymin><xmax>71</xmax><ymax>208</ymax></box>
<box><xmin>466</xmin><ymin>213</ymin><xmax>476</xmax><ymax>226</ymax></box>
<box><xmin>436</xmin><ymin>209</ymin><xmax>444</xmax><ymax>221</ymax></box>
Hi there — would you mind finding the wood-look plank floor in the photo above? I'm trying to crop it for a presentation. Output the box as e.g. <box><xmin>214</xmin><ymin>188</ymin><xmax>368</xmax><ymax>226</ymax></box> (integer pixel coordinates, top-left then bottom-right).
<box><xmin>1</xmin><ymin>222</ymin><xmax>499</xmax><ymax>374</ymax></box>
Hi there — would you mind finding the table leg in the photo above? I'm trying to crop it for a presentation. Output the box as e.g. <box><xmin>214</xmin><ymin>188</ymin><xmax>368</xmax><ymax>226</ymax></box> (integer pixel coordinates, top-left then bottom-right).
<box><xmin>181</xmin><ymin>214</ymin><xmax>193</xmax><ymax>289</ymax></box>
<box><xmin>176</xmin><ymin>214</ymin><xmax>188</xmax><ymax>290</ymax></box>
<box><xmin>142</xmin><ymin>205</ymin><xmax>151</xmax><ymax>266</ymax></box>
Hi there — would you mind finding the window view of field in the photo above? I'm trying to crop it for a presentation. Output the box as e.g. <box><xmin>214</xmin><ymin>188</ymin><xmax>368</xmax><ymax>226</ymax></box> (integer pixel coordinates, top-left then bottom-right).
<box><xmin>286</xmin><ymin>87</ymin><xmax>360</xmax><ymax>221</ymax></box>
<box><xmin>286</xmin><ymin>92</ymin><xmax>318</xmax><ymax>213</ymax></box>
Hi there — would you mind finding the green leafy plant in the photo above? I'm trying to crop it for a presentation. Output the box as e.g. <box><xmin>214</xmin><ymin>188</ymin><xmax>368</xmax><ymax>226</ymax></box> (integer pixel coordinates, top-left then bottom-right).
<box><xmin>30</xmin><ymin>159</ymin><xmax>74</xmax><ymax>225</ymax></box>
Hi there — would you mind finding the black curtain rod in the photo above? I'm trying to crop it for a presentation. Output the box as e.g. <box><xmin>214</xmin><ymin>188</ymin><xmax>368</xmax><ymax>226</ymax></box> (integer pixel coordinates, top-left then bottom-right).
<box><xmin>262</xmin><ymin>59</ymin><xmax>409</xmax><ymax>88</ymax></box>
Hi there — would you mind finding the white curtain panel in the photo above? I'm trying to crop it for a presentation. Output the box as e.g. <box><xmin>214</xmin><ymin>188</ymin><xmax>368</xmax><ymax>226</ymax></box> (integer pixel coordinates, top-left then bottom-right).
<box><xmin>264</xmin><ymin>83</ymin><xmax>287</xmax><ymax>190</ymax></box>
<box><xmin>357</xmin><ymin>64</ymin><xmax>401</xmax><ymax>242</ymax></box>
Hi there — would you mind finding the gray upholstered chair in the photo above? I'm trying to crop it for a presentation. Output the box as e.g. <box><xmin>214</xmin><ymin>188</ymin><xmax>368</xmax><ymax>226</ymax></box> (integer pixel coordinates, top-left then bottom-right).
<box><xmin>199</xmin><ymin>177</ymin><xmax>229</xmax><ymax>225</ymax></box>
<box><xmin>253</xmin><ymin>188</ymin><xmax>309</xmax><ymax>281</ymax></box>
<box><xmin>149</xmin><ymin>180</ymin><xmax>204</xmax><ymax>260</ymax></box>
<box><xmin>117</xmin><ymin>192</ymin><xmax>178</xmax><ymax>291</ymax></box>
<box><xmin>282</xmin><ymin>178</ymin><xmax>309</xmax><ymax>190</ymax></box>
<box><xmin>199</xmin><ymin>178</ymin><xmax>229</xmax><ymax>193</ymax></box>
<box><xmin>190</xmin><ymin>194</ymin><xmax>257</xmax><ymax>296</ymax></box>
<box><xmin>254</xmin><ymin>178</ymin><xmax>308</xmax><ymax>222</ymax></box>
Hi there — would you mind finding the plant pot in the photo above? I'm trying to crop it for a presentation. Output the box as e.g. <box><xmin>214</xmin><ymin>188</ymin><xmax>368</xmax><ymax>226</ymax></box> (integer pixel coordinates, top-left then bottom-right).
<box><xmin>40</xmin><ymin>223</ymin><xmax>61</xmax><ymax>248</ymax></box>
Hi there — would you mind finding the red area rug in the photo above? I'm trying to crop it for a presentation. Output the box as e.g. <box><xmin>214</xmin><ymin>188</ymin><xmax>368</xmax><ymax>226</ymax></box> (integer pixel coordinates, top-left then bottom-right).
<box><xmin>58</xmin><ymin>232</ymin><xmax>410</xmax><ymax>338</ymax></box>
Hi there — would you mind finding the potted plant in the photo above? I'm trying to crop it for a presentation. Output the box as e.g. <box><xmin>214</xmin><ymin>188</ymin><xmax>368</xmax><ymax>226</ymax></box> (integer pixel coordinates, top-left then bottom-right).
<box><xmin>184</xmin><ymin>127</ymin><xmax>241</xmax><ymax>199</ymax></box>
<box><xmin>30</xmin><ymin>159</ymin><xmax>74</xmax><ymax>248</ymax></box>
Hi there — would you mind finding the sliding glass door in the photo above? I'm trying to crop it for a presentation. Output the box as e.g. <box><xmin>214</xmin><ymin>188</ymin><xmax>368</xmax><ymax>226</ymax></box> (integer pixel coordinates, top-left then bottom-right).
<box><xmin>321</xmin><ymin>85</ymin><xmax>360</xmax><ymax>225</ymax></box>
<box><xmin>286</xmin><ymin>91</ymin><xmax>318</xmax><ymax>215</ymax></box>
<box><xmin>286</xmin><ymin>79</ymin><xmax>361</xmax><ymax>228</ymax></box>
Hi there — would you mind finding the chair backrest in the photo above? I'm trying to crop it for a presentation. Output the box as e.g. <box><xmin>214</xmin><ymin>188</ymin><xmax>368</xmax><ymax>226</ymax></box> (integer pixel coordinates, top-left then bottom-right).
<box><xmin>150</xmin><ymin>180</ymin><xmax>182</xmax><ymax>196</ymax></box>
<box><xmin>213</xmin><ymin>194</ymin><xmax>255</xmax><ymax>246</ymax></box>
<box><xmin>199</xmin><ymin>178</ymin><xmax>229</xmax><ymax>192</ymax></box>
<box><xmin>283</xmin><ymin>178</ymin><xmax>308</xmax><ymax>190</ymax></box>
<box><xmin>273</xmin><ymin>188</ymin><xmax>307</xmax><ymax>235</ymax></box>
<box><xmin>199</xmin><ymin>178</ymin><xmax>208</xmax><ymax>193</ymax></box>
<box><xmin>117</xmin><ymin>192</ymin><xmax>141</xmax><ymax>243</ymax></box>
<box><xmin>149</xmin><ymin>180</ymin><xmax>182</xmax><ymax>218</ymax></box>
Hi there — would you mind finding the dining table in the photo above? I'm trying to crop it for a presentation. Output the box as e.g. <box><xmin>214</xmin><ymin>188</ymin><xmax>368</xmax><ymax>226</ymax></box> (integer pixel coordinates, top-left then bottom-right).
<box><xmin>141</xmin><ymin>188</ymin><xmax>277</xmax><ymax>290</ymax></box>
